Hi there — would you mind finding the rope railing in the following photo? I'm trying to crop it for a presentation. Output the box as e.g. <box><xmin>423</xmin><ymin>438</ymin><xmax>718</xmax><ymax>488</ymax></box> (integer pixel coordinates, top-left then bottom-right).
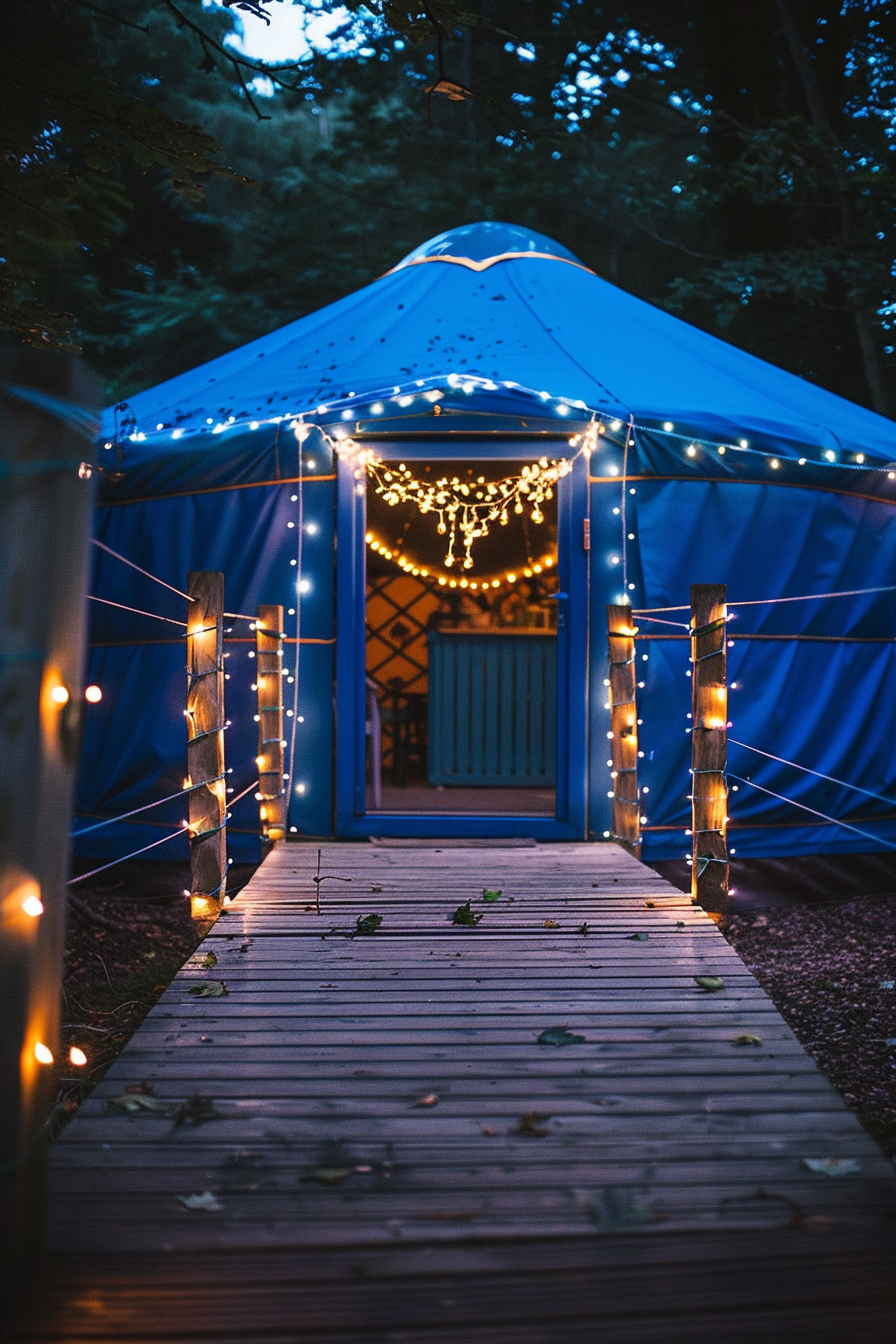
<box><xmin>726</xmin><ymin>773</ymin><xmax>896</xmax><ymax>853</ymax></box>
<box><xmin>610</xmin><ymin>579</ymin><xmax>896</xmax><ymax>918</ymax></box>
<box><xmin>68</xmin><ymin>829</ymin><xmax>187</xmax><ymax>885</ymax></box>
<box><xmin>728</xmin><ymin>739</ymin><xmax>896</xmax><ymax>810</ymax></box>
<box><xmin>634</xmin><ymin>582</ymin><xmax>896</xmax><ymax>615</ymax></box>
<box><xmin>91</xmin><ymin>538</ymin><xmax>195</xmax><ymax>602</ymax></box>
<box><xmin>87</xmin><ymin>594</ymin><xmax>188</xmax><ymax>627</ymax></box>
<box><xmin>72</xmin><ymin>775</ymin><xmax>226</xmax><ymax>837</ymax></box>
<box><xmin>77</xmin><ymin>536</ymin><xmax>291</xmax><ymax>918</ymax></box>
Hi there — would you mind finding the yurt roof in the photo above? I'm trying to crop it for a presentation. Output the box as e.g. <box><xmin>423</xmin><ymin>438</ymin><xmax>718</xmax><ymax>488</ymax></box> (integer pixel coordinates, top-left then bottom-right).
<box><xmin>105</xmin><ymin>221</ymin><xmax>896</xmax><ymax>464</ymax></box>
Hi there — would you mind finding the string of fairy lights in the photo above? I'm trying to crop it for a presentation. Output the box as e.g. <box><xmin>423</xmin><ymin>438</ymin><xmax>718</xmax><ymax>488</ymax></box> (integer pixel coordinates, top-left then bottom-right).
<box><xmin>365</xmin><ymin>532</ymin><xmax>557</xmax><ymax>591</ymax></box>
<box><xmin>93</xmin><ymin>374</ymin><xmax>896</xmax><ymax>853</ymax></box>
<box><xmin>105</xmin><ymin>370</ymin><xmax>896</xmax><ymax>489</ymax></box>
<box><xmin>105</xmin><ymin>373</ymin><xmax>896</xmax><ymax>604</ymax></box>
<box><xmin>365</xmin><ymin>455</ymin><xmax>571</xmax><ymax>571</ymax></box>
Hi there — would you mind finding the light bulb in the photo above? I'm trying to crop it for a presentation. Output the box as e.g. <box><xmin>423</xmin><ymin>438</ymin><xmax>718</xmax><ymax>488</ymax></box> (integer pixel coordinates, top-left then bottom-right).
<box><xmin>22</xmin><ymin>893</ymin><xmax>43</xmax><ymax>918</ymax></box>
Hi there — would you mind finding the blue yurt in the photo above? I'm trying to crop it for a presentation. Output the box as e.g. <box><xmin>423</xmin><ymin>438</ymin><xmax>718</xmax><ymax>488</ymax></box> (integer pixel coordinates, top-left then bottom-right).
<box><xmin>77</xmin><ymin>221</ymin><xmax>896</xmax><ymax>864</ymax></box>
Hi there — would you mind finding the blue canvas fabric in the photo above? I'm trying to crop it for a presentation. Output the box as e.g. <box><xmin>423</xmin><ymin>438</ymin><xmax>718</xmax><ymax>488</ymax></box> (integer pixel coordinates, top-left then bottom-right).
<box><xmin>78</xmin><ymin>222</ymin><xmax>896</xmax><ymax>865</ymax></box>
<box><xmin>105</xmin><ymin>220</ymin><xmax>896</xmax><ymax>463</ymax></box>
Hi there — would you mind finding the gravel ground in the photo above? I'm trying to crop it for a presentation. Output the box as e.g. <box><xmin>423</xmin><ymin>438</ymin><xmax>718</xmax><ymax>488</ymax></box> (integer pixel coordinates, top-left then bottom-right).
<box><xmin>56</xmin><ymin>856</ymin><xmax>896</xmax><ymax>1164</ymax></box>
<box><xmin>723</xmin><ymin>896</ymin><xmax>896</xmax><ymax>1159</ymax></box>
<box><xmin>55</xmin><ymin>859</ymin><xmax>256</xmax><ymax>1129</ymax></box>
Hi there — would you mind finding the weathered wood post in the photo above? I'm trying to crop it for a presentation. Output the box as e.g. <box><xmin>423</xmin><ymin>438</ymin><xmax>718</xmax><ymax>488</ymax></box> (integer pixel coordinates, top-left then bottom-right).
<box><xmin>690</xmin><ymin>584</ymin><xmax>729</xmax><ymax>916</ymax></box>
<box><xmin>255</xmin><ymin>603</ymin><xmax>285</xmax><ymax>845</ymax></box>
<box><xmin>186</xmin><ymin>572</ymin><xmax>226</xmax><ymax>919</ymax></box>
<box><xmin>0</xmin><ymin>347</ymin><xmax>96</xmax><ymax>1298</ymax></box>
<box><xmin>607</xmin><ymin>604</ymin><xmax>641</xmax><ymax>855</ymax></box>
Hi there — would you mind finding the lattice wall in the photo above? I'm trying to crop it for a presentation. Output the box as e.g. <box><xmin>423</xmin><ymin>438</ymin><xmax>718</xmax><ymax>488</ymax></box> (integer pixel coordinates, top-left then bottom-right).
<box><xmin>366</xmin><ymin>572</ymin><xmax>439</xmax><ymax>696</ymax></box>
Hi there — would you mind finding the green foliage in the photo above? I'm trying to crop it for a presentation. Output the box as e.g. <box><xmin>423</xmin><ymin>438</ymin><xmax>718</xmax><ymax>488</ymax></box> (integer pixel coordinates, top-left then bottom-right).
<box><xmin>694</xmin><ymin>975</ymin><xmax>725</xmax><ymax>992</ymax></box>
<box><xmin>451</xmin><ymin>900</ymin><xmax>482</xmax><ymax>926</ymax></box>
<box><xmin>0</xmin><ymin>1</ymin><xmax>246</xmax><ymax>350</ymax></box>
<box><xmin>3</xmin><ymin>2</ymin><xmax>892</xmax><ymax>414</ymax></box>
<box><xmin>537</xmin><ymin>1025</ymin><xmax>586</xmax><ymax>1046</ymax></box>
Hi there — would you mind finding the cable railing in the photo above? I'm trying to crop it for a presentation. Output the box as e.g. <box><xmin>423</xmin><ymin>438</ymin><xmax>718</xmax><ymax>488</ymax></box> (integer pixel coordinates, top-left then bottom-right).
<box><xmin>75</xmin><ymin>543</ymin><xmax>293</xmax><ymax>918</ymax></box>
<box><xmin>606</xmin><ymin>582</ymin><xmax>896</xmax><ymax>916</ymax></box>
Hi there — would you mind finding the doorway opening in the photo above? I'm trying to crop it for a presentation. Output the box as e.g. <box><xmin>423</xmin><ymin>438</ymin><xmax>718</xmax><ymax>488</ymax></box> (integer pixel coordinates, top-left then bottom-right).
<box><xmin>364</xmin><ymin>457</ymin><xmax>559</xmax><ymax>815</ymax></box>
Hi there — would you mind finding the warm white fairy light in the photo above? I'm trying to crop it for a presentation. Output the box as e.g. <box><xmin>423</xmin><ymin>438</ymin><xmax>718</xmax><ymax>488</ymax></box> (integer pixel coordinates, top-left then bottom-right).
<box><xmin>364</xmin><ymin>530</ymin><xmax>555</xmax><ymax>591</ymax></box>
<box><xmin>111</xmin><ymin>373</ymin><xmax>896</xmax><ymax>497</ymax></box>
<box><xmin>358</xmin><ymin>450</ymin><xmax>569</xmax><ymax>570</ymax></box>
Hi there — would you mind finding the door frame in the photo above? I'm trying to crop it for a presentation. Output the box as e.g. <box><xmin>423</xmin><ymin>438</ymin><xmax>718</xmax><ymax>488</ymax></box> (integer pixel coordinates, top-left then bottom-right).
<box><xmin>335</xmin><ymin>438</ymin><xmax>589</xmax><ymax>838</ymax></box>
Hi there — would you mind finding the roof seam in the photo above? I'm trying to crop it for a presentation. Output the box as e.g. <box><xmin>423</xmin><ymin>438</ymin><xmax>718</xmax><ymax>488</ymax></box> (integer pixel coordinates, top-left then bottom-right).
<box><xmin>388</xmin><ymin>252</ymin><xmax>596</xmax><ymax>276</ymax></box>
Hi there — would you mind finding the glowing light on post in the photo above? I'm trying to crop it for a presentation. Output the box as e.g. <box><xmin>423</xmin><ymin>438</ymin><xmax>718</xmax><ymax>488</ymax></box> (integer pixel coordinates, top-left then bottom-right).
<box><xmin>690</xmin><ymin>584</ymin><xmax>729</xmax><ymax>917</ymax></box>
<box><xmin>84</xmin><ymin>685</ymin><xmax>102</xmax><ymax>703</ymax></box>
<box><xmin>606</xmin><ymin>604</ymin><xmax>641</xmax><ymax>856</ymax></box>
<box><xmin>50</xmin><ymin>685</ymin><xmax>69</xmax><ymax>705</ymax></box>
<box><xmin>69</xmin><ymin>1047</ymin><xmax>87</xmax><ymax>1067</ymax></box>
<box><xmin>35</xmin><ymin>1043</ymin><xmax>53</xmax><ymax>1065</ymax></box>
<box><xmin>22</xmin><ymin>891</ymin><xmax>44</xmax><ymax>918</ymax></box>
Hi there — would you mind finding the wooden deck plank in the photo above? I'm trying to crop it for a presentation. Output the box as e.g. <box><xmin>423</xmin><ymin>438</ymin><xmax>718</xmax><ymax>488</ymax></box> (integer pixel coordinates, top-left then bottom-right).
<box><xmin>13</xmin><ymin>1232</ymin><xmax>896</xmax><ymax>1341</ymax></box>
<box><xmin>46</xmin><ymin>840</ymin><xmax>894</xmax><ymax>1254</ymax></box>
<box><xmin>17</xmin><ymin>841</ymin><xmax>895</xmax><ymax>1340</ymax></box>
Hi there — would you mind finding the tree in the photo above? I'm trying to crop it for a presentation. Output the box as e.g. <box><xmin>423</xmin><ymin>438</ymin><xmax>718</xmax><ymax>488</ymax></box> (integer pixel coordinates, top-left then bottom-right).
<box><xmin>3</xmin><ymin>3</ymin><xmax>893</xmax><ymax>416</ymax></box>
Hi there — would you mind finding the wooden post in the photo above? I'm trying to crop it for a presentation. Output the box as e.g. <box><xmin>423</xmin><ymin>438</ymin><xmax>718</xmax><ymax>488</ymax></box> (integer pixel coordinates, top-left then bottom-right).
<box><xmin>187</xmin><ymin>572</ymin><xmax>226</xmax><ymax>919</ymax></box>
<box><xmin>0</xmin><ymin>346</ymin><xmax>96</xmax><ymax>1299</ymax></box>
<box><xmin>607</xmin><ymin>604</ymin><xmax>641</xmax><ymax>855</ymax></box>
<box><xmin>690</xmin><ymin>584</ymin><xmax>729</xmax><ymax>916</ymax></box>
<box><xmin>256</xmin><ymin>604</ymin><xmax>285</xmax><ymax>845</ymax></box>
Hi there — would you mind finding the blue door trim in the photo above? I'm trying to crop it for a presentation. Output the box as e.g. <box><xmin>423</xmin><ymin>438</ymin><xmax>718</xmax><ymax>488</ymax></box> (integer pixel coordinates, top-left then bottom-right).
<box><xmin>335</xmin><ymin>444</ymin><xmax>589</xmax><ymax>839</ymax></box>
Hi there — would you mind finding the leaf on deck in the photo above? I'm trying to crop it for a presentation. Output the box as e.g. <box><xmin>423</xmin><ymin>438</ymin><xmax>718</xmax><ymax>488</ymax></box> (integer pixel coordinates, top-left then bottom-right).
<box><xmin>451</xmin><ymin>901</ymin><xmax>483</xmax><ymax>927</ymax></box>
<box><xmin>177</xmin><ymin>1191</ymin><xmax>222</xmax><ymax>1211</ymax></box>
<box><xmin>733</xmin><ymin>1034</ymin><xmax>763</xmax><ymax>1047</ymax></box>
<box><xmin>414</xmin><ymin>1092</ymin><xmax>439</xmax><ymax>1107</ymax></box>
<box><xmin>305</xmin><ymin>1166</ymin><xmax>353</xmax><ymax>1185</ymax></box>
<box><xmin>107</xmin><ymin>1094</ymin><xmax>176</xmax><ymax>1115</ymax></box>
<box><xmin>173</xmin><ymin>1095</ymin><xmax>221</xmax><ymax>1126</ymax></box>
<box><xmin>694</xmin><ymin>975</ymin><xmax>725</xmax><ymax>991</ymax></box>
<box><xmin>543</xmin><ymin>919</ymin><xmax>560</xmax><ymax>929</ymax></box>
<box><xmin>188</xmin><ymin>980</ymin><xmax>228</xmax><ymax>997</ymax></box>
<box><xmin>627</xmin><ymin>932</ymin><xmax>649</xmax><ymax>942</ymax></box>
<box><xmin>355</xmin><ymin>913</ymin><xmax>383</xmax><ymax>935</ymax></box>
<box><xmin>202</xmin><ymin>951</ymin><xmax>218</xmax><ymax>968</ymax></box>
<box><xmin>512</xmin><ymin>1111</ymin><xmax>551</xmax><ymax>1137</ymax></box>
<box><xmin>482</xmin><ymin>889</ymin><xmax>502</xmax><ymax>903</ymax></box>
<box><xmin>802</xmin><ymin>1157</ymin><xmax>862</xmax><ymax>1177</ymax></box>
<box><xmin>538</xmin><ymin>1025</ymin><xmax>586</xmax><ymax>1047</ymax></box>
<box><xmin>592</xmin><ymin>1186</ymin><xmax>659</xmax><ymax>1228</ymax></box>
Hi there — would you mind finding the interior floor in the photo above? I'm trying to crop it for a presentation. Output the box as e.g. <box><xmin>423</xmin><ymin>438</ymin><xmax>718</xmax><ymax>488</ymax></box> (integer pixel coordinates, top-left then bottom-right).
<box><xmin>366</xmin><ymin>782</ymin><xmax>556</xmax><ymax>815</ymax></box>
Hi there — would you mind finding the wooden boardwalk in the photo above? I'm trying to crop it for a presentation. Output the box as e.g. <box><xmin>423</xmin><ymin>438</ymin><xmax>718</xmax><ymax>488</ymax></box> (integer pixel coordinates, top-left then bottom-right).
<box><xmin>14</xmin><ymin>842</ymin><xmax>896</xmax><ymax>1340</ymax></box>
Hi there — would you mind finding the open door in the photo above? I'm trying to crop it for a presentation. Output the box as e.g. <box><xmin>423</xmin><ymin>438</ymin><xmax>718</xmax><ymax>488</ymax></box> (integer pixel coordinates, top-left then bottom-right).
<box><xmin>336</xmin><ymin>443</ymin><xmax>588</xmax><ymax>839</ymax></box>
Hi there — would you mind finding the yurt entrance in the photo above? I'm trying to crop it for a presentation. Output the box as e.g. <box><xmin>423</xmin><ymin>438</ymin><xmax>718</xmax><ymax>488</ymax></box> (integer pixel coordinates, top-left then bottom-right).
<box><xmin>335</xmin><ymin>444</ymin><xmax>589</xmax><ymax>840</ymax></box>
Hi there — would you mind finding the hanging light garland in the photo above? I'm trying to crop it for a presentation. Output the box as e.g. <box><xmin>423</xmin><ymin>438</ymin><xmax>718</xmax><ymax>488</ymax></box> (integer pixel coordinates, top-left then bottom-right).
<box><xmin>365</xmin><ymin>530</ymin><xmax>556</xmax><ymax>591</ymax></box>
<box><xmin>359</xmin><ymin>449</ymin><xmax>571</xmax><ymax>570</ymax></box>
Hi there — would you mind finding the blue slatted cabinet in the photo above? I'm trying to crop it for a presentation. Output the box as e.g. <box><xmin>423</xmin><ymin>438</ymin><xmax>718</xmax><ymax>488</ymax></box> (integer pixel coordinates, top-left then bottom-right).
<box><xmin>427</xmin><ymin>630</ymin><xmax>557</xmax><ymax>786</ymax></box>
